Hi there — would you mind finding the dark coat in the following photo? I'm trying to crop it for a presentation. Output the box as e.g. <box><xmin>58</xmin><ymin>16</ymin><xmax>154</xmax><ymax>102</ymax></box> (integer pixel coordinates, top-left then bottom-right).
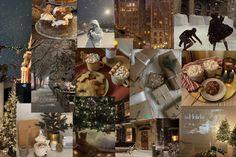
<box><xmin>208</xmin><ymin>16</ymin><xmax>233</xmax><ymax>44</ymax></box>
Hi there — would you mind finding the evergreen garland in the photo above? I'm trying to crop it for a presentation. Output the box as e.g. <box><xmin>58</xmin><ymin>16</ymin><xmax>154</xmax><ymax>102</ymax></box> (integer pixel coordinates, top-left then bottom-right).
<box><xmin>163</xmin><ymin>56</ymin><xmax>177</xmax><ymax>72</ymax></box>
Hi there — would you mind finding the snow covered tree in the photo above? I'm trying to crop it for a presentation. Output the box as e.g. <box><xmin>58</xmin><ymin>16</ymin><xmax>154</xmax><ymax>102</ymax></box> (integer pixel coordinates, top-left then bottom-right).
<box><xmin>73</xmin><ymin>97</ymin><xmax>115</xmax><ymax>156</ymax></box>
<box><xmin>216</xmin><ymin>119</ymin><xmax>230</xmax><ymax>142</ymax></box>
<box><xmin>73</xmin><ymin>97</ymin><xmax>115</xmax><ymax>133</ymax></box>
<box><xmin>0</xmin><ymin>85</ymin><xmax>17</xmax><ymax>157</ymax></box>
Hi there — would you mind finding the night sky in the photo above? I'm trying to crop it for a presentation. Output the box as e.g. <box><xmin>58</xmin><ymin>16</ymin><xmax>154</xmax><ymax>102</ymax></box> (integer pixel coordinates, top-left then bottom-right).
<box><xmin>0</xmin><ymin>0</ymin><xmax>32</xmax><ymax>79</ymax></box>
<box><xmin>78</xmin><ymin>0</ymin><xmax>114</xmax><ymax>26</ymax></box>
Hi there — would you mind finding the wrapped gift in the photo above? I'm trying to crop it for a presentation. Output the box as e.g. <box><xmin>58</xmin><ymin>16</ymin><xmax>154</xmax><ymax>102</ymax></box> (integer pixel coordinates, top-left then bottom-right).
<box><xmin>152</xmin><ymin>84</ymin><xmax>174</xmax><ymax>105</ymax></box>
<box><xmin>17</xmin><ymin>120</ymin><xmax>39</xmax><ymax>147</ymax></box>
<box><xmin>130</xmin><ymin>49</ymin><xmax>158</xmax><ymax>81</ymax></box>
<box><xmin>145</xmin><ymin>72</ymin><xmax>164</xmax><ymax>89</ymax></box>
<box><xmin>158</xmin><ymin>51</ymin><xmax>181</xmax><ymax>90</ymax></box>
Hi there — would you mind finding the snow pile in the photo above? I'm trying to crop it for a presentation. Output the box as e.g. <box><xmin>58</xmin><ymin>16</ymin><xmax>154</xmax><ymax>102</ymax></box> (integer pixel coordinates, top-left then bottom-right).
<box><xmin>83</xmin><ymin>129</ymin><xmax>115</xmax><ymax>149</ymax></box>
<box><xmin>223</xmin><ymin>16</ymin><xmax>234</xmax><ymax>28</ymax></box>
<box><xmin>203</xmin><ymin>16</ymin><xmax>211</xmax><ymax>25</ymax></box>
<box><xmin>174</xmin><ymin>13</ymin><xmax>189</xmax><ymax>26</ymax></box>
<box><xmin>95</xmin><ymin>132</ymin><xmax>115</xmax><ymax>149</ymax></box>
<box><xmin>189</xmin><ymin>15</ymin><xmax>205</xmax><ymax>25</ymax></box>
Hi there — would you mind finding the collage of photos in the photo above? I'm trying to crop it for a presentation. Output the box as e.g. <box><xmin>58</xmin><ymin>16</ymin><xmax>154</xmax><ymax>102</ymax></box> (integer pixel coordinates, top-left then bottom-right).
<box><xmin>1</xmin><ymin>0</ymin><xmax>236</xmax><ymax>157</ymax></box>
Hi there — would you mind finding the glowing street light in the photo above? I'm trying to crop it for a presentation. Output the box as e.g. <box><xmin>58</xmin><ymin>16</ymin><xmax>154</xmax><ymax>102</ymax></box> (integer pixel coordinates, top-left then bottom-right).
<box><xmin>104</xmin><ymin>9</ymin><xmax>111</xmax><ymax>15</ymax></box>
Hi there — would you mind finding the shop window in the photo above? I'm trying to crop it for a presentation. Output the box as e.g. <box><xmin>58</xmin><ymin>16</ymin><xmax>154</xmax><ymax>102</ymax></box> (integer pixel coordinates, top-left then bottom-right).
<box><xmin>126</xmin><ymin>128</ymin><xmax>133</xmax><ymax>142</ymax></box>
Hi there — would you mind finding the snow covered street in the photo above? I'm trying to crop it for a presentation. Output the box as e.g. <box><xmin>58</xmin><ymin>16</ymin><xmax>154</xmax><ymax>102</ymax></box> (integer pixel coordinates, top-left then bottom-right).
<box><xmin>77</xmin><ymin>32</ymin><xmax>114</xmax><ymax>48</ymax></box>
<box><xmin>174</xmin><ymin>14</ymin><xmax>236</xmax><ymax>51</ymax></box>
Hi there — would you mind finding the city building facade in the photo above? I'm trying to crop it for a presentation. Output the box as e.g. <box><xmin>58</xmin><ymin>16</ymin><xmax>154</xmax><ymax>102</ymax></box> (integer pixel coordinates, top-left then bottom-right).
<box><xmin>115</xmin><ymin>0</ymin><xmax>173</xmax><ymax>49</ymax></box>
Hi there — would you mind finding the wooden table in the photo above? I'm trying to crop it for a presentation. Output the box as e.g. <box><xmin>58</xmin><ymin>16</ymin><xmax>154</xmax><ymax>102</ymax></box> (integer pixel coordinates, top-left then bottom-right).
<box><xmin>182</xmin><ymin>87</ymin><xmax>236</xmax><ymax>106</ymax></box>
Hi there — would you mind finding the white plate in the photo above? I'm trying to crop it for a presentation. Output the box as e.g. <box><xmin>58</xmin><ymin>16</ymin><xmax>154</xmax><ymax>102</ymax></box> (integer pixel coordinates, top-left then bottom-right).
<box><xmin>201</xmin><ymin>78</ymin><xmax>226</xmax><ymax>102</ymax></box>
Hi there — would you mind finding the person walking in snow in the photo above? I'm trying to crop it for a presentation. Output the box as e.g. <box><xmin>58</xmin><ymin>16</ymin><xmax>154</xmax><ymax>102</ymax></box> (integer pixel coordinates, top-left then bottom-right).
<box><xmin>208</xmin><ymin>13</ymin><xmax>233</xmax><ymax>51</ymax></box>
<box><xmin>86</xmin><ymin>19</ymin><xmax>104</xmax><ymax>48</ymax></box>
<box><xmin>178</xmin><ymin>28</ymin><xmax>202</xmax><ymax>51</ymax></box>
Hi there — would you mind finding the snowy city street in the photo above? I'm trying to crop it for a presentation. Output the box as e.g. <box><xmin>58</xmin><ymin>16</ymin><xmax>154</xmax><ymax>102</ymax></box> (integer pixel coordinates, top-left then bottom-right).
<box><xmin>77</xmin><ymin>32</ymin><xmax>114</xmax><ymax>48</ymax></box>
<box><xmin>174</xmin><ymin>14</ymin><xmax>236</xmax><ymax>51</ymax></box>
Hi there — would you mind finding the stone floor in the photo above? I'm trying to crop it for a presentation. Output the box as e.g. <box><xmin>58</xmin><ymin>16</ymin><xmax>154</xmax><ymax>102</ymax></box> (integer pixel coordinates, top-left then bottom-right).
<box><xmin>31</xmin><ymin>86</ymin><xmax>64</xmax><ymax>113</ymax></box>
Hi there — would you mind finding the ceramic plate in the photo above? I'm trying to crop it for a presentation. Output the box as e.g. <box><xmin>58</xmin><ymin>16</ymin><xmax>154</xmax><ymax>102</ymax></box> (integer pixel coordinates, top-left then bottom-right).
<box><xmin>201</xmin><ymin>78</ymin><xmax>226</xmax><ymax>101</ymax></box>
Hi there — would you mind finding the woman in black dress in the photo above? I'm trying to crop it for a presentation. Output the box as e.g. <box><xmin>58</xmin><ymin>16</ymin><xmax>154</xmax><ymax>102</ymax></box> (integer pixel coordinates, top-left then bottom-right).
<box><xmin>208</xmin><ymin>13</ymin><xmax>233</xmax><ymax>51</ymax></box>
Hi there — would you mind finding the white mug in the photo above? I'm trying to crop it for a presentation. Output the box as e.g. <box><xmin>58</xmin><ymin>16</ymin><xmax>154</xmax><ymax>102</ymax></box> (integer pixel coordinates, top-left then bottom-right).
<box><xmin>111</xmin><ymin>75</ymin><xmax>129</xmax><ymax>87</ymax></box>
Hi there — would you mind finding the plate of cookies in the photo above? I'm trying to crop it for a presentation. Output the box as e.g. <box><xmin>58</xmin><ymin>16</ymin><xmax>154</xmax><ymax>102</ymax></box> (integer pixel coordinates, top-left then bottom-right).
<box><xmin>201</xmin><ymin>78</ymin><xmax>226</xmax><ymax>102</ymax></box>
<box><xmin>76</xmin><ymin>71</ymin><xmax>109</xmax><ymax>96</ymax></box>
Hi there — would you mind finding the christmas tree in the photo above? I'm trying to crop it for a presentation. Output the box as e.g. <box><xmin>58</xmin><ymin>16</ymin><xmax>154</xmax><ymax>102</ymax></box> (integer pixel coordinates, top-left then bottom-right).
<box><xmin>36</xmin><ymin>113</ymin><xmax>69</xmax><ymax>134</ymax></box>
<box><xmin>229</xmin><ymin>125</ymin><xmax>236</xmax><ymax>147</ymax></box>
<box><xmin>73</xmin><ymin>97</ymin><xmax>115</xmax><ymax>133</ymax></box>
<box><xmin>216</xmin><ymin>119</ymin><xmax>230</xmax><ymax>142</ymax></box>
<box><xmin>0</xmin><ymin>85</ymin><xmax>17</xmax><ymax>157</ymax></box>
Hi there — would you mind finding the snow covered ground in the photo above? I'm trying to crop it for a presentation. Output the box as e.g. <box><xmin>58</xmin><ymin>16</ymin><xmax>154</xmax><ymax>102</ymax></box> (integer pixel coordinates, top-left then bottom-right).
<box><xmin>116</xmin><ymin>150</ymin><xmax>152</xmax><ymax>157</ymax></box>
<box><xmin>77</xmin><ymin>32</ymin><xmax>114</xmax><ymax>48</ymax></box>
<box><xmin>174</xmin><ymin>14</ymin><xmax>236</xmax><ymax>51</ymax></box>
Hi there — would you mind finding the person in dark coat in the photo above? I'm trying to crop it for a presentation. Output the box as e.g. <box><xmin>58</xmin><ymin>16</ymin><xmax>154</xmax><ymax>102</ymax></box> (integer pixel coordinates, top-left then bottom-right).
<box><xmin>178</xmin><ymin>28</ymin><xmax>202</xmax><ymax>51</ymax></box>
<box><xmin>208</xmin><ymin>13</ymin><xmax>233</xmax><ymax>51</ymax></box>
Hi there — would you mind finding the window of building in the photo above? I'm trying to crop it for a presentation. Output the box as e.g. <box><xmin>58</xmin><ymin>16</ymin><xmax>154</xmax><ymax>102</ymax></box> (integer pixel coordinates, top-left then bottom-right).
<box><xmin>154</xmin><ymin>38</ymin><xmax>157</xmax><ymax>44</ymax></box>
<box><xmin>126</xmin><ymin>128</ymin><xmax>133</xmax><ymax>142</ymax></box>
<box><xmin>154</xmin><ymin>32</ymin><xmax>157</xmax><ymax>36</ymax></box>
<box><xmin>124</xmin><ymin>102</ymin><xmax>130</xmax><ymax>117</ymax></box>
<box><xmin>159</xmin><ymin>32</ymin><xmax>162</xmax><ymax>37</ymax></box>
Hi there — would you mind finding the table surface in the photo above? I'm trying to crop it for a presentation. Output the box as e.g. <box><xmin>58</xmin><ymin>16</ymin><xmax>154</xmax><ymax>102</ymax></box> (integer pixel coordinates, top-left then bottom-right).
<box><xmin>75</xmin><ymin>50</ymin><xmax>130</xmax><ymax>101</ymax></box>
<box><xmin>182</xmin><ymin>87</ymin><xmax>236</xmax><ymax>106</ymax></box>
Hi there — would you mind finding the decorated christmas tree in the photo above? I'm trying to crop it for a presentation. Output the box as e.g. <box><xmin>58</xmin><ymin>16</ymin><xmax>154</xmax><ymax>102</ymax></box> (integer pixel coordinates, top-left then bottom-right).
<box><xmin>73</xmin><ymin>97</ymin><xmax>115</xmax><ymax>156</ymax></box>
<box><xmin>73</xmin><ymin>97</ymin><xmax>115</xmax><ymax>133</ymax></box>
<box><xmin>229</xmin><ymin>125</ymin><xmax>236</xmax><ymax>147</ymax></box>
<box><xmin>216</xmin><ymin>119</ymin><xmax>230</xmax><ymax>142</ymax></box>
<box><xmin>0</xmin><ymin>85</ymin><xmax>17</xmax><ymax>157</ymax></box>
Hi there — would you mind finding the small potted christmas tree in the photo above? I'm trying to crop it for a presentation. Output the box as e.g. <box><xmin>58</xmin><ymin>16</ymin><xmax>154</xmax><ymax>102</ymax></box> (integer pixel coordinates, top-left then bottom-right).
<box><xmin>229</xmin><ymin>125</ymin><xmax>236</xmax><ymax>155</ymax></box>
<box><xmin>36</xmin><ymin>113</ymin><xmax>69</xmax><ymax>150</ymax></box>
<box><xmin>216</xmin><ymin>119</ymin><xmax>230</xmax><ymax>153</ymax></box>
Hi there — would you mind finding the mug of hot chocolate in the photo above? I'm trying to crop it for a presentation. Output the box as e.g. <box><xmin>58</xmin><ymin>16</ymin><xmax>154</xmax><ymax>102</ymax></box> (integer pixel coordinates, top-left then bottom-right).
<box><xmin>203</xmin><ymin>60</ymin><xmax>219</xmax><ymax>78</ymax></box>
<box><xmin>109</xmin><ymin>63</ymin><xmax>129</xmax><ymax>87</ymax></box>
<box><xmin>85</xmin><ymin>53</ymin><xmax>104</xmax><ymax>71</ymax></box>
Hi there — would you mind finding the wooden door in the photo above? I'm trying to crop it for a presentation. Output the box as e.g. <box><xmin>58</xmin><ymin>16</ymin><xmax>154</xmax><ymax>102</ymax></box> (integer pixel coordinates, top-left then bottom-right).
<box><xmin>141</xmin><ymin>130</ymin><xmax>148</xmax><ymax>150</ymax></box>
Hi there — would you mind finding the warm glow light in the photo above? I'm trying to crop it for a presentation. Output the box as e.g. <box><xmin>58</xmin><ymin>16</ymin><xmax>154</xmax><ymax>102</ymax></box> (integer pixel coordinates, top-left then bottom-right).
<box><xmin>172</xmin><ymin>135</ymin><xmax>178</xmax><ymax>142</ymax></box>
<box><xmin>126</xmin><ymin>128</ymin><xmax>133</xmax><ymax>142</ymax></box>
<box><xmin>104</xmin><ymin>9</ymin><xmax>111</xmax><ymax>15</ymax></box>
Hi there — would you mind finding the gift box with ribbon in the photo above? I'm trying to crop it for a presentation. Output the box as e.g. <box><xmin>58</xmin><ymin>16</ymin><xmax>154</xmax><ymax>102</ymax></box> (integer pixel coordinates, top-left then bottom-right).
<box><xmin>158</xmin><ymin>51</ymin><xmax>181</xmax><ymax>90</ymax></box>
<box><xmin>130</xmin><ymin>49</ymin><xmax>158</xmax><ymax>81</ymax></box>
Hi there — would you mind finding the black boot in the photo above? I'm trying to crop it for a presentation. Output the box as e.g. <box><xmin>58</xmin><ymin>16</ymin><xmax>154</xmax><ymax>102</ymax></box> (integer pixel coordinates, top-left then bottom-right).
<box><xmin>213</xmin><ymin>43</ymin><xmax>216</xmax><ymax>51</ymax></box>
<box><xmin>224</xmin><ymin>41</ymin><xmax>229</xmax><ymax>51</ymax></box>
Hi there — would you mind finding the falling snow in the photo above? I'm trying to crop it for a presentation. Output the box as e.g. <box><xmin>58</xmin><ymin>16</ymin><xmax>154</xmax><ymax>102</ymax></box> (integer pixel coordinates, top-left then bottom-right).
<box><xmin>0</xmin><ymin>0</ymin><xmax>31</xmax><ymax>78</ymax></box>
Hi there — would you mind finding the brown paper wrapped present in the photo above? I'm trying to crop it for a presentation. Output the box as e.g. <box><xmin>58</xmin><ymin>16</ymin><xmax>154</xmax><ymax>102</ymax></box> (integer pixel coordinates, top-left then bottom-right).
<box><xmin>17</xmin><ymin>119</ymin><xmax>39</xmax><ymax>148</ymax></box>
<box><xmin>130</xmin><ymin>49</ymin><xmax>158</xmax><ymax>81</ymax></box>
<box><xmin>158</xmin><ymin>51</ymin><xmax>181</xmax><ymax>90</ymax></box>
